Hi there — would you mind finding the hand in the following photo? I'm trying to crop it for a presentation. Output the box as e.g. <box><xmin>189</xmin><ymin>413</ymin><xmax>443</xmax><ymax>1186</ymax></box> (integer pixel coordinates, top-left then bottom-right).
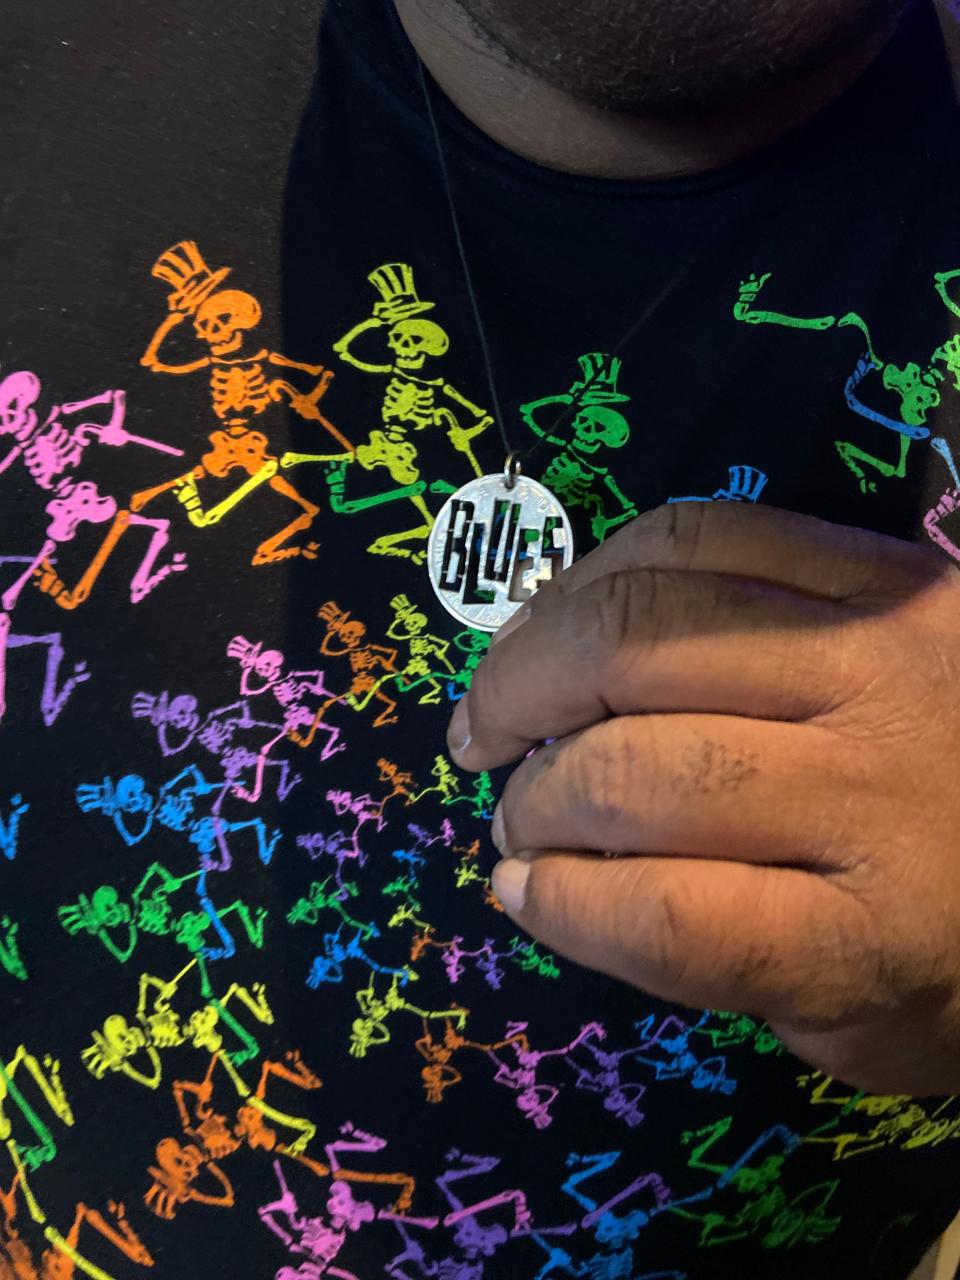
<box><xmin>30</xmin><ymin>559</ymin><xmax>61</xmax><ymax>598</ymax></box>
<box><xmin>447</xmin><ymin>502</ymin><xmax>960</xmax><ymax>1093</ymax></box>
<box><xmin>86</xmin><ymin>389</ymin><xmax>128</xmax><ymax>447</ymax></box>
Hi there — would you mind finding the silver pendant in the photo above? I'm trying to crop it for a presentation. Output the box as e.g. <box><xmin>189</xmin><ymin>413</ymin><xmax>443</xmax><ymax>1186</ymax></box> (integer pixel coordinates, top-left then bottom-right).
<box><xmin>427</xmin><ymin>457</ymin><xmax>574</xmax><ymax>631</ymax></box>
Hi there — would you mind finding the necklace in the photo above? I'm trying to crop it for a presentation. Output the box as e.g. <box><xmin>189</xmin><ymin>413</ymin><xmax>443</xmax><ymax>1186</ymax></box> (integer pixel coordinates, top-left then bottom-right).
<box><xmin>416</xmin><ymin>54</ymin><xmax>686</xmax><ymax>631</ymax></box>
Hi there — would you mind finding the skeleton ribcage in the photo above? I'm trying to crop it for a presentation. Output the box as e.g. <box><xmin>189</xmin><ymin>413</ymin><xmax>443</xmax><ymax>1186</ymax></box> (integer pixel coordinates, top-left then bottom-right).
<box><xmin>382</xmin><ymin>377</ymin><xmax>436</xmax><ymax>431</ymax></box>
<box><xmin>542</xmin><ymin>453</ymin><xmax>593</xmax><ymax>505</ymax></box>
<box><xmin>209</xmin><ymin>365</ymin><xmax>273</xmax><ymax>421</ymax></box>
<box><xmin>22</xmin><ymin>424</ymin><xmax>85</xmax><ymax>490</ymax></box>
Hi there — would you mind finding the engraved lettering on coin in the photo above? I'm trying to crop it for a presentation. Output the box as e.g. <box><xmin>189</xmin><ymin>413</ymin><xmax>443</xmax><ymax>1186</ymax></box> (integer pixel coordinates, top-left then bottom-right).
<box><xmin>427</xmin><ymin>474</ymin><xmax>574</xmax><ymax>631</ymax></box>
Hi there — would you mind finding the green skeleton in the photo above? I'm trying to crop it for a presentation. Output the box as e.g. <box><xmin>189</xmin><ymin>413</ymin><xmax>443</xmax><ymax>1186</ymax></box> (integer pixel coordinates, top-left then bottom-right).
<box><xmin>520</xmin><ymin>353</ymin><xmax>637</xmax><ymax>543</ymax></box>
<box><xmin>734</xmin><ymin>270</ymin><xmax>960</xmax><ymax>494</ymax></box>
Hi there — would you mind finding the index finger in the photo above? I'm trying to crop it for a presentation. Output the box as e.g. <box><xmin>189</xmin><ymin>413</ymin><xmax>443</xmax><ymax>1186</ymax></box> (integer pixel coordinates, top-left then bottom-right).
<box><xmin>447</xmin><ymin>564</ymin><xmax>849</xmax><ymax>772</ymax></box>
<box><xmin>529</xmin><ymin>501</ymin><xmax>944</xmax><ymax>607</ymax></box>
<box><xmin>446</xmin><ymin>503</ymin><xmax>945</xmax><ymax>769</ymax></box>
<box><xmin>491</xmin><ymin>850</ymin><xmax>875</xmax><ymax>1037</ymax></box>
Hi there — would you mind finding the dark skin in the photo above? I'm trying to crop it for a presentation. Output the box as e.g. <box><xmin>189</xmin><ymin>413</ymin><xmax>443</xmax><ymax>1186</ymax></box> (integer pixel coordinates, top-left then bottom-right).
<box><xmin>455</xmin><ymin>0</ymin><xmax>907</xmax><ymax>113</ymax></box>
<box><xmin>449</xmin><ymin>503</ymin><xmax>960</xmax><ymax>1094</ymax></box>
<box><xmin>395</xmin><ymin>0</ymin><xmax>905</xmax><ymax>178</ymax></box>
<box><xmin>397</xmin><ymin>0</ymin><xmax>960</xmax><ymax>1093</ymax></box>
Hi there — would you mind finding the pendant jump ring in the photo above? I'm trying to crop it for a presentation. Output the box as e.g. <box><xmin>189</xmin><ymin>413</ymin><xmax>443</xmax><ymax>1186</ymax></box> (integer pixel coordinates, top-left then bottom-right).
<box><xmin>504</xmin><ymin>451</ymin><xmax>522</xmax><ymax>490</ymax></box>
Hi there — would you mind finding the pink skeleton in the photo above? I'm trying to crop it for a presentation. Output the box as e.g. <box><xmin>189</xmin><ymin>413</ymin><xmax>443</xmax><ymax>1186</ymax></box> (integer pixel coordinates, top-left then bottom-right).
<box><xmin>922</xmin><ymin>438</ymin><xmax>960</xmax><ymax>563</ymax></box>
<box><xmin>225</xmin><ymin>636</ymin><xmax>346</xmax><ymax>801</ymax></box>
<box><xmin>260</xmin><ymin>1159</ymin><xmax>360</xmax><ymax>1280</ymax></box>
<box><xmin>0</xmin><ymin>370</ymin><xmax>184</xmax><ymax>724</ymax></box>
<box><xmin>131</xmin><ymin>689</ymin><xmax>304</xmax><ymax>803</ymax></box>
<box><xmin>562</xmin><ymin>1023</ymin><xmax>648</xmax><ymax>1128</ymax></box>
<box><xmin>259</xmin><ymin>1126</ymin><xmax>419</xmax><ymax>1278</ymax></box>
<box><xmin>482</xmin><ymin>1022</ymin><xmax>605</xmax><ymax>1130</ymax></box>
<box><xmin>296</xmin><ymin>789</ymin><xmax>387</xmax><ymax>885</ymax></box>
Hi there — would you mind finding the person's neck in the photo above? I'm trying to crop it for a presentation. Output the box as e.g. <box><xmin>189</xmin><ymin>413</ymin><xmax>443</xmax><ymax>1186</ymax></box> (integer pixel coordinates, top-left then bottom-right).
<box><xmin>394</xmin><ymin>0</ymin><xmax>900</xmax><ymax>180</ymax></box>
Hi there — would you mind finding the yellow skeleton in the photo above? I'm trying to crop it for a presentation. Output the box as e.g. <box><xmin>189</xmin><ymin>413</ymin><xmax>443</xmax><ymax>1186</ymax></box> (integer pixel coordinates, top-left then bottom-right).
<box><xmin>286</xmin><ymin>264</ymin><xmax>493</xmax><ymax>563</ymax></box>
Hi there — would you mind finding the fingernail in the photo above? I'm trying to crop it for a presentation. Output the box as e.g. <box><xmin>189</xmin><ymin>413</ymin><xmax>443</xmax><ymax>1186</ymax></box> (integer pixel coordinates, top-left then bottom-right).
<box><xmin>447</xmin><ymin>703</ymin><xmax>471</xmax><ymax>759</ymax></box>
<box><xmin>491</xmin><ymin>601</ymin><xmax>531</xmax><ymax>647</ymax></box>
<box><xmin>491</xmin><ymin>858</ymin><xmax>529</xmax><ymax>916</ymax></box>
<box><xmin>491</xmin><ymin>804</ymin><xmax>506</xmax><ymax>854</ymax></box>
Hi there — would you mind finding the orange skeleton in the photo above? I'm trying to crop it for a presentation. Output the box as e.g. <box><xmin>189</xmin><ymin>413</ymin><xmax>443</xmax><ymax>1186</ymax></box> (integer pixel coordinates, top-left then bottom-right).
<box><xmin>133</xmin><ymin>241</ymin><xmax>353</xmax><ymax>566</ymax></box>
<box><xmin>2</xmin><ymin>1158</ymin><xmax>152</xmax><ymax>1280</ymax></box>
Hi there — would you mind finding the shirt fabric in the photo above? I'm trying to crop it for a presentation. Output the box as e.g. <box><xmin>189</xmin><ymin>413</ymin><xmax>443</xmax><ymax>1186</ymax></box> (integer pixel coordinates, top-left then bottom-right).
<box><xmin>3</xmin><ymin>1</ymin><xmax>960</xmax><ymax>1276</ymax></box>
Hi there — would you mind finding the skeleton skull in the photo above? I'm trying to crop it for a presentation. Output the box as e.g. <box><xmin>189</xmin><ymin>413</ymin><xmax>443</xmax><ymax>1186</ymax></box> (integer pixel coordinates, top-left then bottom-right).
<box><xmin>334</xmin><ymin>619</ymin><xmax>367</xmax><ymax>648</ymax></box>
<box><xmin>115</xmin><ymin>774</ymin><xmax>154</xmax><ymax>813</ymax></box>
<box><xmin>881</xmin><ymin>360</ymin><xmax>941</xmax><ymax>425</ymax></box>
<box><xmin>393</xmin><ymin>610</ymin><xmax>427</xmax><ymax>639</ymax></box>
<box><xmin>571</xmin><ymin>406</ymin><xmax>630</xmax><ymax>454</ymax></box>
<box><xmin>387</xmin><ymin>318</ymin><xmax>450</xmax><ymax>371</ymax></box>
<box><xmin>185</xmin><ymin>1005</ymin><xmax>222</xmax><ymax>1047</ymax></box>
<box><xmin>194</xmin><ymin>290</ymin><xmax>263</xmax><ymax>354</ymax></box>
<box><xmin>327</xmin><ymin>1180</ymin><xmax>376</xmax><ymax>1232</ymax></box>
<box><xmin>252</xmin><ymin>648</ymin><xmax>285</xmax><ymax>686</ymax></box>
<box><xmin>102</xmin><ymin>1013</ymin><xmax>146</xmax><ymax>1056</ymax></box>
<box><xmin>91</xmin><ymin>886</ymin><xmax>130</xmax><ymax>928</ymax></box>
<box><xmin>166</xmin><ymin>694</ymin><xmax>200</xmax><ymax>731</ymax></box>
<box><xmin>155</xmin><ymin>1138</ymin><xmax>205</xmax><ymax>1181</ymax></box>
<box><xmin>0</xmin><ymin>369</ymin><xmax>41</xmax><ymax>438</ymax></box>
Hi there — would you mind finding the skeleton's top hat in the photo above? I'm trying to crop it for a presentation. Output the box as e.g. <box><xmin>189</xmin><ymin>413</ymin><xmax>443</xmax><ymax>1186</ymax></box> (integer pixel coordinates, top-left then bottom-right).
<box><xmin>368</xmin><ymin>263</ymin><xmax>436</xmax><ymax>320</ymax></box>
<box><xmin>390</xmin><ymin>592</ymin><xmax>416</xmax><ymax>617</ymax></box>
<box><xmin>151</xmin><ymin>241</ymin><xmax>232</xmax><ymax>311</ymax></box>
<box><xmin>569</xmin><ymin>353</ymin><xmax>630</xmax><ymax>405</ymax></box>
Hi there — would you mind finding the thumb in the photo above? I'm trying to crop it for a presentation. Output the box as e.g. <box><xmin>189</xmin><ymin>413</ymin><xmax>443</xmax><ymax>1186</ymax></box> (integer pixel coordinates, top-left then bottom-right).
<box><xmin>491</xmin><ymin>851</ymin><xmax>864</xmax><ymax>1021</ymax></box>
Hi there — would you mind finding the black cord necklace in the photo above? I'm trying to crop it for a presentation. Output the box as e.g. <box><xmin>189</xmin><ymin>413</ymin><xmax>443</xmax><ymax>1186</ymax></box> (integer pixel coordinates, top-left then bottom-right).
<box><xmin>416</xmin><ymin>54</ymin><xmax>688</xmax><ymax>631</ymax></box>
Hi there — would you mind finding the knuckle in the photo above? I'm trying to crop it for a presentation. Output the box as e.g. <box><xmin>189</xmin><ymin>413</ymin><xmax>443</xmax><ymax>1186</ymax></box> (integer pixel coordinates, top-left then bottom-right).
<box><xmin>682</xmin><ymin>883</ymin><xmax>785</xmax><ymax>1003</ymax></box>
<box><xmin>543</xmin><ymin>575</ymin><xmax>622</xmax><ymax>673</ymax></box>
<box><xmin>625</xmin><ymin>863</ymin><xmax>699</xmax><ymax>990</ymax></box>
<box><xmin>525</xmin><ymin>855</ymin><xmax>592</xmax><ymax>937</ymax></box>
<box><xmin>856</xmin><ymin>534</ymin><xmax>950</xmax><ymax>607</ymax></box>
<box><xmin>643</xmin><ymin>500</ymin><xmax>710</xmax><ymax>570</ymax></box>
<box><xmin>818</xmin><ymin>623</ymin><xmax>905</xmax><ymax>731</ymax></box>
<box><xmin>497</xmin><ymin>568</ymin><xmax>646</xmax><ymax>684</ymax></box>
<box><xmin>908</xmin><ymin>630</ymin><xmax>960</xmax><ymax>732</ymax></box>
<box><xmin>599</xmin><ymin>571</ymin><xmax>651</xmax><ymax>655</ymax></box>
<box><xmin>920</xmin><ymin>626</ymin><xmax>960</xmax><ymax>695</ymax></box>
<box><xmin>464</xmin><ymin>646</ymin><xmax>506</xmax><ymax>735</ymax></box>
<box><xmin>779</xmin><ymin>904</ymin><xmax>879</xmax><ymax>1027</ymax></box>
<box><xmin>498</xmin><ymin>752</ymin><xmax>548</xmax><ymax>845</ymax></box>
<box><xmin>570</xmin><ymin>720</ymin><xmax>636</xmax><ymax>830</ymax></box>
<box><xmin>569</xmin><ymin>571</ymin><xmax>653</xmax><ymax>670</ymax></box>
<box><xmin>530</xmin><ymin>565</ymin><xmax>577</xmax><ymax>611</ymax></box>
<box><xmin>833</xmin><ymin>614</ymin><xmax>954</xmax><ymax>744</ymax></box>
<box><xmin>523</xmin><ymin>856</ymin><xmax>657</xmax><ymax>988</ymax></box>
<box><xmin>496</xmin><ymin>774</ymin><xmax>523</xmax><ymax>848</ymax></box>
<box><xmin>727</xmin><ymin>929</ymin><xmax>786</xmax><ymax>1004</ymax></box>
<box><xmin>595</xmin><ymin>861</ymin><xmax>657</xmax><ymax>973</ymax></box>
<box><xmin>585</xmin><ymin>572</ymin><xmax>635</xmax><ymax>653</ymax></box>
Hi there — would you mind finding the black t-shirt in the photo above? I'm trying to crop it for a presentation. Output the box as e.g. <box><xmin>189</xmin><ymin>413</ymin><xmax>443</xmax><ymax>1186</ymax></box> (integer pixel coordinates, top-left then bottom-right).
<box><xmin>3</xmin><ymin>1</ymin><xmax>960</xmax><ymax>1276</ymax></box>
